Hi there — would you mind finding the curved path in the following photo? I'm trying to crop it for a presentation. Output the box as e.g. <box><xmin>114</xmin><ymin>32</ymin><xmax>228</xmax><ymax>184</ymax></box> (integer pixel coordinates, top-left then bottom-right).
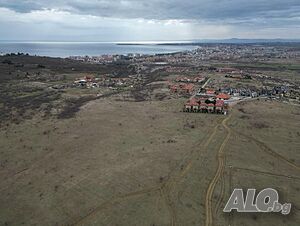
<box><xmin>205</xmin><ymin>116</ymin><xmax>232</xmax><ymax>226</ymax></box>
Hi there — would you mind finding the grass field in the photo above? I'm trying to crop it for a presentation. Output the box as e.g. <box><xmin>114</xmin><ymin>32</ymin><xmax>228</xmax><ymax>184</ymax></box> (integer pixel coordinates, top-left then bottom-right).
<box><xmin>0</xmin><ymin>53</ymin><xmax>300</xmax><ymax>226</ymax></box>
<box><xmin>1</xmin><ymin>96</ymin><xmax>299</xmax><ymax>226</ymax></box>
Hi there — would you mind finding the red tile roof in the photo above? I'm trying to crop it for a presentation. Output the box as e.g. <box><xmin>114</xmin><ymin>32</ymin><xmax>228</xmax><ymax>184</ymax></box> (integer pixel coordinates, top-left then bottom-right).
<box><xmin>215</xmin><ymin>100</ymin><xmax>225</xmax><ymax>107</ymax></box>
<box><xmin>186</xmin><ymin>101</ymin><xmax>199</xmax><ymax>106</ymax></box>
<box><xmin>206</xmin><ymin>90</ymin><xmax>216</xmax><ymax>95</ymax></box>
<box><xmin>216</xmin><ymin>93</ymin><xmax>230</xmax><ymax>100</ymax></box>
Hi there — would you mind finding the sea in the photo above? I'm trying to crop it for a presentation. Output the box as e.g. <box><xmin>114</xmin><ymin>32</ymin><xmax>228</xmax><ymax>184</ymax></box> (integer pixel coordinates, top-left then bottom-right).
<box><xmin>0</xmin><ymin>42</ymin><xmax>197</xmax><ymax>58</ymax></box>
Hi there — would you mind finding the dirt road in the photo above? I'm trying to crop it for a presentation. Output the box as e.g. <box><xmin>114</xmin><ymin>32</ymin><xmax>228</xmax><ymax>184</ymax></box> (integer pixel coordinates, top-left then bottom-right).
<box><xmin>205</xmin><ymin>116</ymin><xmax>232</xmax><ymax>226</ymax></box>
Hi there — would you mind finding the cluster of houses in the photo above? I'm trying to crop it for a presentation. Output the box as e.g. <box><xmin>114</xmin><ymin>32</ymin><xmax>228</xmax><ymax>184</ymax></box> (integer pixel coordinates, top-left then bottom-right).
<box><xmin>168</xmin><ymin>76</ymin><xmax>206</xmax><ymax>95</ymax></box>
<box><xmin>184</xmin><ymin>89</ymin><xmax>230</xmax><ymax>114</ymax></box>
<box><xmin>69</xmin><ymin>55</ymin><xmax>136</xmax><ymax>64</ymax></box>
<box><xmin>169</xmin><ymin>83</ymin><xmax>195</xmax><ymax>95</ymax></box>
<box><xmin>218</xmin><ymin>85</ymin><xmax>292</xmax><ymax>98</ymax></box>
<box><xmin>74</xmin><ymin>76</ymin><xmax>98</xmax><ymax>88</ymax></box>
<box><xmin>73</xmin><ymin>75</ymin><xmax>143</xmax><ymax>89</ymax></box>
<box><xmin>217</xmin><ymin>67</ymin><xmax>252</xmax><ymax>80</ymax></box>
<box><xmin>175</xmin><ymin>76</ymin><xmax>205</xmax><ymax>83</ymax></box>
<box><xmin>167</xmin><ymin>76</ymin><xmax>231</xmax><ymax>114</ymax></box>
<box><xmin>218</xmin><ymin>87</ymin><xmax>259</xmax><ymax>98</ymax></box>
<box><xmin>218</xmin><ymin>68</ymin><xmax>242</xmax><ymax>74</ymax></box>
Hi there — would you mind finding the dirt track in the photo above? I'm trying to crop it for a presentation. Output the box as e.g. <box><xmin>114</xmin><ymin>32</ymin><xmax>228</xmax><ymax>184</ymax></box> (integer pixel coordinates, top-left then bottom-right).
<box><xmin>1</xmin><ymin>97</ymin><xmax>299</xmax><ymax>226</ymax></box>
<box><xmin>205</xmin><ymin>116</ymin><xmax>232</xmax><ymax>226</ymax></box>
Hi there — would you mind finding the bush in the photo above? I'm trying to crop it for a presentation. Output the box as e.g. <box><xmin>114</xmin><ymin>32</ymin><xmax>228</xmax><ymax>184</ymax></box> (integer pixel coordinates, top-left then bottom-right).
<box><xmin>37</xmin><ymin>64</ymin><xmax>46</xmax><ymax>68</ymax></box>
<box><xmin>2</xmin><ymin>59</ymin><xmax>13</xmax><ymax>65</ymax></box>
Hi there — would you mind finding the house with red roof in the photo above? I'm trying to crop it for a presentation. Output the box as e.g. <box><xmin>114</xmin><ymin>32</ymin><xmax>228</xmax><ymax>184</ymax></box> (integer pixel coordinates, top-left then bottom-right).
<box><xmin>200</xmin><ymin>102</ymin><xmax>208</xmax><ymax>112</ymax></box>
<box><xmin>206</xmin><ymin>89</ymin><xmax>216</xmax><ymax>96</ymax></box>
<box><xmin>170</xmin><ymin>83</ymin><xmax>195</xmax><ymax>94</ymax></box>
<box><xmin>215</xmin><ymin>100</ymin><xmax>225</xmax><ymax>113</ymax></box>
<box><xmin>184</xmin><ymin>98</ymin><xmax>200</xmax><ymax>112</ymax></box>
<box><xmin>207</xmin><ymin>103</ymin><xmax>215</xmax><ymax>113</ymax></box>
<box><xmin>216</xmin><ymin>93</ymin><xmax>231</xmax><ymax>100</ymax></box>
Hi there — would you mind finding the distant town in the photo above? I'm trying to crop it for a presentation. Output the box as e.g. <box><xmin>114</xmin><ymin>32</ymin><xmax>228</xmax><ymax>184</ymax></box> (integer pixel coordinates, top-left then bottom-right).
<box><xmin>66</xmin><ymin>44</ymin><xmax>300</xmax><ymax>114</ymax></box>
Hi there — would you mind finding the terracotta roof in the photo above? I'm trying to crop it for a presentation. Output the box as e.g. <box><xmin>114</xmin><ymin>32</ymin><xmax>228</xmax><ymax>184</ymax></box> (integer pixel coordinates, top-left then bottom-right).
<box><xmin>215</xmin><ymin>100</ymin><xmax>225</xmax><ymax>107</ymax></box>
<box><xmin>206</xmin><ymin>90</ymin><xmax>215</xmax><ymax>95</ymax></box>
<box><xmin>184</xmin><ymin>83</ymin><xmax>194</xmax><ymax>89</ymax></box>
<box><xmin>216</xmin><ymin>93</ymin><xmax>230</xmax><ymax>100</ymax></box>
<box><xmin>186</xmin><ymin>101</ymin><xmax>199</xmax><ymax>106</ymax></box>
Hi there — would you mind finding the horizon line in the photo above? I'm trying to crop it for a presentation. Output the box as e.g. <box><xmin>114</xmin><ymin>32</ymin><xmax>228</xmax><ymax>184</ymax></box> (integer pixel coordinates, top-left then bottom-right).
<box><xmin>1</xmin><ymin>38</ymin><xmax>300</xmax><ymax>44</ymax></box>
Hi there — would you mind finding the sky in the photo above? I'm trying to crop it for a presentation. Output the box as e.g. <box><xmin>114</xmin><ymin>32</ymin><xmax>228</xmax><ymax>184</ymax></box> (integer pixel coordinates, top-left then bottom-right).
<box><xmin>0</xmin><ymin>0</ymin><xmax>300</xmax><ymax>42</ymax></box>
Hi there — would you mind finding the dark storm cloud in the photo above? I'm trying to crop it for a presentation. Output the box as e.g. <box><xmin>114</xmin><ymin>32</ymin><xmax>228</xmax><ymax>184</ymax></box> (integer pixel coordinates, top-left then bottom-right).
<box><xmin>0</xmin><ymin>0</ymin><xmax>299</xmax><ymax>22</ymax></box>
<box><xmin>0</xmin><ymin>0</ymin><xmax>41</xmax><ymax>12</ymax></box>
<box><xmin>1</xmin><ymin>0</ymin><xmax>299</xmax><ymax>41</ymax></box>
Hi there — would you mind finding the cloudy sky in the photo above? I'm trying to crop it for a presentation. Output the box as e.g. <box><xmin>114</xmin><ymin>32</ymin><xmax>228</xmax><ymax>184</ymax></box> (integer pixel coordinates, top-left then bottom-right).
<box><xmin>0</xmin><ymin>0</ymin><xmax>299</xmax><ymax>41</ymax></box>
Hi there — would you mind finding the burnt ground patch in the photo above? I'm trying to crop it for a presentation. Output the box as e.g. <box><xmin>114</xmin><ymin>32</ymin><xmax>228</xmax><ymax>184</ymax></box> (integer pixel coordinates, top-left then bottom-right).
<box><xmin>0</xmin><ymin>83</ymin><xmax>61</xmax><ymax>125</ymax></box>
<box><xmin>0</xmin><ymin>55</ymin><xmax>138</xmax><ymax>124</ymax></box>
<box><xmin>57</xmin><ymin>95</ymin><xmax>97</xmax><ymax>119</ymax></box>
<box><xmin>0</xmin><ymin>55</ymin><xmax>136</xmax><ymax>83</ymax></box>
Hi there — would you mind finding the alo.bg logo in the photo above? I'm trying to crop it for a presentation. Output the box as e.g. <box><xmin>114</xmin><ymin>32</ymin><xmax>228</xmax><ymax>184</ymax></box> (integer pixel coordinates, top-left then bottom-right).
<box><xmin>223</xmin><ymin>188</ymin><xmax>291</xmax><ymax>215</ymax></box>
